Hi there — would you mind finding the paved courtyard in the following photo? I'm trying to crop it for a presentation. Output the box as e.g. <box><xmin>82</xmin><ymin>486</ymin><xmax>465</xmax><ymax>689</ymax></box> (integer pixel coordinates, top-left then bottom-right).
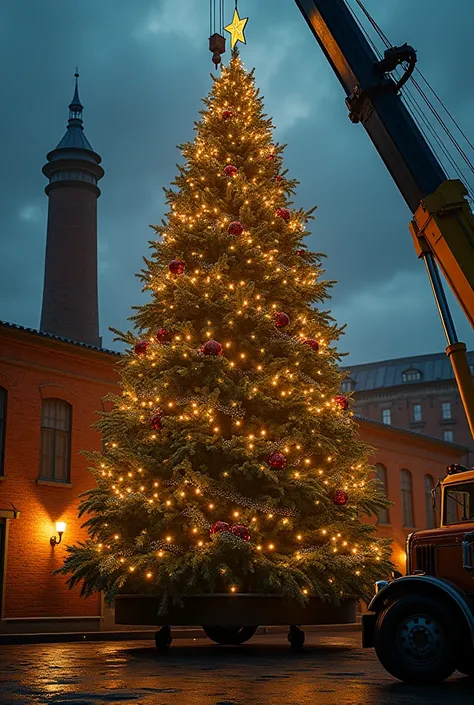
<box><xmin>0</xmin><ymin>631</ymin><xmax>473</xmax><ymax>705</ymax></box>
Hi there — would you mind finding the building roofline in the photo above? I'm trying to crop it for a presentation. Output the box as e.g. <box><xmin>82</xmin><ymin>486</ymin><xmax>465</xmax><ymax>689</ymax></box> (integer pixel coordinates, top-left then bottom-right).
<box><xmin>356</xmin><ymin>414</ymin><xmax>470</xmax><ymax>453</ymax></box>
<box><xmin>341</xmin><ymin>349</ymin><xmax>474</xmax><ymax>371</ymax></box>
<box><xmin>0</xmin><ymin>321</ymin><xmax>122</xmax><ymax>357</ymax></box>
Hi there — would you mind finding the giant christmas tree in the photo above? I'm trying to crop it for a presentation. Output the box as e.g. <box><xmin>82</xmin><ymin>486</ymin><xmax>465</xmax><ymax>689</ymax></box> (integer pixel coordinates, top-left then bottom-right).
<box><xmin>59</xmin><ymin>52</ymin><xmax>391</xmax><ymax>612</ymax></box>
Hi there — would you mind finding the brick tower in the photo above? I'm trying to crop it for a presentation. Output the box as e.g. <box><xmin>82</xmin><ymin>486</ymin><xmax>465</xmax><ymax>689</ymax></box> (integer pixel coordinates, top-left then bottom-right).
<box><xmin>40</xmin><ymin>73</ymin><xmax>104</xmax><ymax>347</ymax></box>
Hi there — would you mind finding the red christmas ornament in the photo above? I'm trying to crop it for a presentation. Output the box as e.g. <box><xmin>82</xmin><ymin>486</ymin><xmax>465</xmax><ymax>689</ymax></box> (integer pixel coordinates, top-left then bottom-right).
<box><xmin>224</xmin><ymin>165</ymin><xmax>238</xmax><ymax>177</ymax></box>
<box><xmin>231</xmin><ymin>524</ymin><xmax>251</xmax><ymax>542</ymax></box>
<box><xmin>273</xmin><ymin>175</ymin><xmax>284</xmax><ymax>182</ymax></box>
<box><xmin>222</xmin><ymin>110</ymin><xmax>233</xmax><ymax>121</ymax></box>
<box><xmin>150</xmin><ymin>411</ymin><xmax>163</xmax><ymax>430</ymax></box>
<box><xmin>276</xmin><ymin>207</ymin><xmax>291</xmax><ymax>221</ymax></box>
<box><xmin>134</xmin><ymin>340</ymin><xmax>149</xmax><ymax>355</ymax></box>
<box><xmin>296</xmin><ymin>249</ymin><xmax>305</xmax><ymax>256</ymax></box>
<box><xmin>333</xmin><ymin>490</ymin><xmax>348</xmax><ymax>506</ymax></box>
<box><xmin>210</xmin><ymin>521</ymin><xmax>231</xmax><ymax>537</ymax></box>
<box><xmin>267</xmin><ymin>451</ymin><xmax>287</xmax><ymax>470</ymax></box>
<box><xmin>274</xmin><ymin>311</ymin><xmax>290</xmax><ymax>328</ymax></box>
<box><xmin>335</xmin><ymin>394</ymin><xmax>349</xmax><ymax>410</ymax></box>
<box><xmin>168</xmin><ymin>258</ymin><xmax>186</xmax><ymax>275</ymax></box>
<box><xmin>267</xmin><ymin>153</ymin><xmax>275</xmax><ymax>161</ymax></box>
<box><xmin>303</xmin><ymin>338</ymin><xmax>319</xmax><ymax>352</ymax></box>
<box><xmin>228</xmin><ymin>221</ymin><xmax>244</xmax><ymax>236</ymax></box>
<box><xmin>156</xmin><ymin>328</ymin><xmax>172</xmax><ymax>343</ymax></box>
<box><xmin>201</xmin><ymin>340</ymin><xmax>223</xmax><ymax>357</ymax></box>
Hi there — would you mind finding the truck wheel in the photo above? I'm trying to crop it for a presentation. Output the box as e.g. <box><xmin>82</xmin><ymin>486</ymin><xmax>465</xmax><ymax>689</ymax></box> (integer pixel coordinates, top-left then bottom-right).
<box><xmin>374</xmin><ymin>596</ymin><xmax>457</xmax><ymax>684</ymax></box>
<box><xmin>202</xmin><ymin>625</ymin><xmax>258</xmax><ymax>645</ymax></box>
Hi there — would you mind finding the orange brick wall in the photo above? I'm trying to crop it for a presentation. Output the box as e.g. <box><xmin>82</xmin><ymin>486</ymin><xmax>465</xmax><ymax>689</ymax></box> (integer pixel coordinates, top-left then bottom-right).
<box><xmin>359</xmin><ymin>419</ymin><xmax>464</xmax><ymax>573</ymax></box>
<box><xmin>0</xmin><ymin>327</ymin><xmax>119</xmax><ymax>620</ymax></box>
<box><xmin>0</xmin><ymin>325</ymin><xmax>467</xmax><ymax>626</ymax></box>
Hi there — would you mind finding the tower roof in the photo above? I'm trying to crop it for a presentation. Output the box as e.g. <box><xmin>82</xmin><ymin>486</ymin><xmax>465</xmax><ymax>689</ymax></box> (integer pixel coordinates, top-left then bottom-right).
<box><xmin>48</xmin><ymin>71</ymin><xmax>99</xmax><ymax>160</ymax></box>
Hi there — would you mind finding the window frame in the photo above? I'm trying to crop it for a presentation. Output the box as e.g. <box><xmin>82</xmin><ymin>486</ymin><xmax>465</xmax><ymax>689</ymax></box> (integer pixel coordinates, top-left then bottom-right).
<box><xmin>412</xmin><ymin>403</ymin><xmax>422</xmax><ymax>423</ymax></box>
<box><xmin>402</xmin><ymin>369</ymin><xmax>422</xmax><ymax>383</ymax></box>
<box><xmin>401</xmin><ymin>469</ymin><xmax>415</xmax><ymax>528</ymax></box>
<box><xmin>375</xmin><ymin>463</ymin><xmax>390</xmax><ymax>525</ymax></box>
<box><xmin>341</xmin><ymin>378</ymin><xmax>356</xmax><ymax>394</ymax></box>
<box><xmin>444</xmin><ymin>482</ymin><xmax>474</xmax><ymax>525</ymax></box>
<box><xmin>0</xmin><ymin>387</ymin><xmax>6</xmax><ymax>476</ymax></box>
<box><xmin>441</xmin><ymin>402</ymin><xmax>452</xmax><ymax>420</ymax></box>
<box><xmin>382</xmin><ymin>408</ymin><xmax>391</xmax><ymax>425</ymax></box>
<box><xmin>443</xmin><ymin>429</ymin><xmax>454</xmax><ymax>443</ymax></box>
<box><xmin>39</xmin><ymin>398</ymin><xmax>72</xmax><ymax>483</ymax></box>
<box><xmin>424</xmin><ymin>474</ymin><xmax>436</xmax><ymax>529</ymax></box>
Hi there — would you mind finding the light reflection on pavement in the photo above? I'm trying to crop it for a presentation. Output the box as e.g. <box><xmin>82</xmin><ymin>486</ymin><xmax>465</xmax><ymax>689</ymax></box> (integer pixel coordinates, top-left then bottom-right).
<box><xmin>0</xmin><ymin>631</ymin><xmax>473</xmax><ymax>704</ymax></box>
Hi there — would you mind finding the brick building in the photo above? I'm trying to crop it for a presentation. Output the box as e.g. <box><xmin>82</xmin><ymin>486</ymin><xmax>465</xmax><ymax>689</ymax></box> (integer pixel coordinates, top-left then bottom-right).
<box><xmin>0</xmin><ymin>322</ymin><xmax>467</xmax><ymax>634</ymax></box>
<box><xmin>341</xmin><ymin>351</ymin><xmax>474</xmax><ymax>465</ymax></box>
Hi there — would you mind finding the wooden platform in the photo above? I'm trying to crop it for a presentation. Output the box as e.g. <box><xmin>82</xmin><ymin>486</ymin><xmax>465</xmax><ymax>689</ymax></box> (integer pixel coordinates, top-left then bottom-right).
<box><xmin>115</xmin><ymin>594</ymin><xmax>357</xmax><ymax>627</ymax></box>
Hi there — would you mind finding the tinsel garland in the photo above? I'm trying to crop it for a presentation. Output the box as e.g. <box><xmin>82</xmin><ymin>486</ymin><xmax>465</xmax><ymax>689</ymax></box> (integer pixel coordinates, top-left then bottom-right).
<box><xmin>165</xmin><ymin>477</ymin><xmax>298</xmax><ymax>517</ymax></box>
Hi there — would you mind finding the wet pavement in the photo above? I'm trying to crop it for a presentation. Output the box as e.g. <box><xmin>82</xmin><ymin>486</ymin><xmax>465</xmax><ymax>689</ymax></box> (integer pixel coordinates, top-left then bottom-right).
<box><xmin>0</xmin><ymin>631</ymin><xmax>473</xmax><ymax>704</ymax></box>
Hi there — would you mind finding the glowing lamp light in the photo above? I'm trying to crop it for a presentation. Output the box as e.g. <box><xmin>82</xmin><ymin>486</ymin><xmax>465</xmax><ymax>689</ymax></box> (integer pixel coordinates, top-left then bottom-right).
<box><xmin>50</xmin><ymin>521</ymin><xmax>66</xmax><ymax>547</ymax></box>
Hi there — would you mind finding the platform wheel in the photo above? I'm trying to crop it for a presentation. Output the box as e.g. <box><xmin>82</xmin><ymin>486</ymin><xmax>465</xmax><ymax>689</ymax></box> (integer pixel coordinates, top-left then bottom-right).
<box><xmin>373</xmin><ymin>596</ymin><xmax>458</xmax><ymax>684</ymax></box>
<box><xmin>288</xmin><ymin>625</ymin><xmax>305</xmax><ymax>650</ymax></box>
<box><xmin>202</xmin><ymin>625</ymin><xmax>258</xmax><ymax>645</ymax></box>
<box><xmin>155</xmin><ymin>625</ymin><xmax>172</xmax><ymax>652</ymax></box>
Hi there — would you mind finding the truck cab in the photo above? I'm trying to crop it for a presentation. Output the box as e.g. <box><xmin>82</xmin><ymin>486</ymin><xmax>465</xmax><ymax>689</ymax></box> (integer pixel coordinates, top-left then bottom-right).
<box><xmin>364</xmin><ymin>463</ymin><xmax>474</xmax><ymax>684</ymax></box>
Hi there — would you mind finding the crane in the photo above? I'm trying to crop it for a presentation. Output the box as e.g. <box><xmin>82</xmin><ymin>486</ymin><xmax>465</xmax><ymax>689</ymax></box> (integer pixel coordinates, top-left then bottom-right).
<box><xmin>293</xmin><ymin>0</ymin><xmax>474</xmax><ymax>438</ymax></box>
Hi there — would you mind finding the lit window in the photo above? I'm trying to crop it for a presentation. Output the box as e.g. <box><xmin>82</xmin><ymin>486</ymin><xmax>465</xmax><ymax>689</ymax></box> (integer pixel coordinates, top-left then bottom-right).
<box><xmin>401</xmin><ymin>469</ymin><xmax>414</xmax><ymax>527</ymax></box>
<box><xmin>413</xmin><ymin>404</ymin><xmax>422</xmax><ymax>422</ymax></box>
<box><xmin>441</xmin><ymin>402</ymin><xmax>452</xmax><ymax>420</ymax></box>
<box><xmin>375</xmin><ymin>464</ymin><xmax>390</xmax><ymax>524</ymax></box>
<box><xmin>402</xmin><ymin>369</ymin><xmax>422</xmax><ymax>383</ymax></box>
<box><xmin>0</xmin><ymin>387</ymin><xmax>6</xmax><ymax>476</ymax></box>
<box><xmin>443</xmin><ymin>430</ymin><xmax>454</xmax><ymax>443</ymax></box>
<box><xmin>382</xmin><ymin>409</ymin><xmax>391</xmax><ymax>425</ymax></box>
<box><xmin>39</xmin><ymin>399</ymin><xmax>72</xmax><ymax>482</ymax></box>
<box><xmin>424</xmin><ymin>475</ymin><xmax>436</xmax><ymax>529</ymax></box>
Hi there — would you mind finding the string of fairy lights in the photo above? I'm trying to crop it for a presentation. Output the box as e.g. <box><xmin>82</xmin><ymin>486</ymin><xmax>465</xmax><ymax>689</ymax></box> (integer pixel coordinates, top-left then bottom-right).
<box><xmin>93</xmin><ymin>57</ymin><xmax>385</xmax><ymax>594</ymax></box>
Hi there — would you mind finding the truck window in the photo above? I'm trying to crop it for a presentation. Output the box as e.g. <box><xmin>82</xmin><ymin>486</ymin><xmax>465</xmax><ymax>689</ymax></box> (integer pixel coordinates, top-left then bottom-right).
<box><xmin>444</xmin><ymin>482</ymin><xmax>474</xmax><ymax>524</ymax></box>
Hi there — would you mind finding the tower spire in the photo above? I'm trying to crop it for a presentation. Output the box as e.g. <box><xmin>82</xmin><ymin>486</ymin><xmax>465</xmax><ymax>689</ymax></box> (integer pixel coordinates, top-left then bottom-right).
<box><xmin>68</xmin><ymin>68</ymin><xmax>83</xmax><ymax>123</ymax></box>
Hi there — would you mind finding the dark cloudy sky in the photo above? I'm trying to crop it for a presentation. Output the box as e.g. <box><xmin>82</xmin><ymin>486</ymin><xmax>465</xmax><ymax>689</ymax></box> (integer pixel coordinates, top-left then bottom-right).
<box><xmin>1</xmin><ymin>0</ymin><xmax>473</xmax><ymax>364</ymax></box>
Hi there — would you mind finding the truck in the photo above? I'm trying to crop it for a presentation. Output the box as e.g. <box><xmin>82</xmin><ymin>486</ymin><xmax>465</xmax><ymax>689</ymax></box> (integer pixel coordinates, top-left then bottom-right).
<box><xmin>364</xmin><ymin>463</ymin><xmax>474</xmax><ymax>683</ymax></box>
<box><xmin>293</xmin><ymin>0</ymin><xmax>474</xmax><ymax>684</ymax></box>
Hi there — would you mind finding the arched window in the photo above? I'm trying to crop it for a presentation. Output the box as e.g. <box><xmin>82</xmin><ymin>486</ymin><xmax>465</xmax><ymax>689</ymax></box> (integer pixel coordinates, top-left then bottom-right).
<box><xmin>375</xmin><ymin>464</ymin><xmax>390</xmax><ymax>524</ymax></box>
<box><xmin>341</xmin><ymin>378</ymin><xmax>356</xmax><ymax>394</ymax></box>
<box><xmin>424</xmin><ymin>474</ymin><xmax>436</xmax><ymax>529</ymax></box>
<box><xmin>39</xmin><ymin>399</ymin><xmax>71</xmax><ymax>482</ymax></box>
<box><xmin>0</xmin><ymin>386</ymin><xmax>7</xmax><ymax>476</ymax></box>
<box><xmin>402</xmin><ymin>368</ymin><xmax>422</xmax><ymax>383</ymax></box>
<box><xmin>401</xmin><ymin>469</ymin><xmax>415</xmax><ymax>528</ymax></box>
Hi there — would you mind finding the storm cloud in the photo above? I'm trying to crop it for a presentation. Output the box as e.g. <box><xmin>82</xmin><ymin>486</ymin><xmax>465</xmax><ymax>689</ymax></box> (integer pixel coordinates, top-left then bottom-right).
<box><xmin>0</xmin><ymin>0</ymin><xmax>473</xmax><ymax>363</ymax></box>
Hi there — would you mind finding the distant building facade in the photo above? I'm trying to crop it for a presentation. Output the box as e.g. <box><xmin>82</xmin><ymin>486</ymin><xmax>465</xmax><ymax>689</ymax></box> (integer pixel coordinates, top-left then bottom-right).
<box><xmin>341</xmin><ymin>351</ymin><xmax>474</xmax><ymax>465</ymax></box>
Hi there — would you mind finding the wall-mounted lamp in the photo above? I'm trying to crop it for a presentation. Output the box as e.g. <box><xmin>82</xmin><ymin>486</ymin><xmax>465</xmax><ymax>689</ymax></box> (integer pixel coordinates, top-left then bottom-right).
<box><xmin>50</xmin><ymin>521</ymin><xmax>66</xmax><ymax>547</ymax></box>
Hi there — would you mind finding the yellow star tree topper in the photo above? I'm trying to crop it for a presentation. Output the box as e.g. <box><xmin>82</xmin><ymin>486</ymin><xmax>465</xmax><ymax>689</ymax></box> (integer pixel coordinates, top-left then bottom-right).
<box><xmin>225</xmin><ymin>7</ymin><xmax>248</xmax><ymax>49</ymax></box>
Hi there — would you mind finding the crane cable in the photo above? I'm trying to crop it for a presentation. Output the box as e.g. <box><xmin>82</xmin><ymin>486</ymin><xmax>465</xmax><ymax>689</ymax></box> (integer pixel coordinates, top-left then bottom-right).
<box><xmin>348</xmin><ymin>0</ymin><xmax>474</xmax><ymax>196</ymax></box>
<box><xmin>209</xmin><ymin>0</ymin><xmax>226</xmax><ymax>36</ymax></box>
<box><xmin>345</xmin><ymin>2</ymin><xmax>464</xmax><ymax>185</ymax></box>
